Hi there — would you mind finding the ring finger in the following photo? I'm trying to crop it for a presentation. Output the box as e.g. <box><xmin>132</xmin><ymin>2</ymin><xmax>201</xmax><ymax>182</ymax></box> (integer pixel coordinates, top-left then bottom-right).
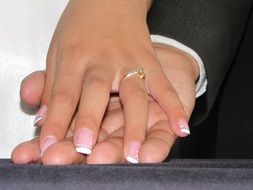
<box><xmin>119</xmin><ymin>67</ymin><xmax>149</xmax><ymax>163</ymax></box>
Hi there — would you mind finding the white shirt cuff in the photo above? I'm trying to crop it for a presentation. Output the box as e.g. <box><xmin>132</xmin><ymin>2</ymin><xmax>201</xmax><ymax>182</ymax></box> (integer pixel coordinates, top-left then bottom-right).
<box><xmin>150</xmin><ymin>34</ymin><xmax>207</xmax><ymax>98</ymax></box>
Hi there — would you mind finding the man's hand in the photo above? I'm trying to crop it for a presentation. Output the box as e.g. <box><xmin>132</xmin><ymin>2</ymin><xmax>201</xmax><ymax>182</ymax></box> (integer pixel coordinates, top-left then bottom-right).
<box><xmin>12</xmin><ymin>44</ymin><xmax>197</xmax><ymax>164</ymax></box>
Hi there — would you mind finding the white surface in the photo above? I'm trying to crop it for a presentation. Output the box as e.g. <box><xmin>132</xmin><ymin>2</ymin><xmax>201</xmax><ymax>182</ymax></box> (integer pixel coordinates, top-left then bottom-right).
<box><xmin>0</xmin><ymin>0</ymin><xmax>68</xmax><ymax>158</ymax></box>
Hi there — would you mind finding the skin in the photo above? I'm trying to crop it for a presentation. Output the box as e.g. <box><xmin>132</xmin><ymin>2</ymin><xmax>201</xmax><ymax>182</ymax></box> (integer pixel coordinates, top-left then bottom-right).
<box><xmin>37</xmin><ymin>0</ymin><xmax>194</xmax><ymax>161</ymax></box>
<box><xmin>12</xmin><ymin>43</ymin><xmax>198</xmax><ymax>164</ymax></box>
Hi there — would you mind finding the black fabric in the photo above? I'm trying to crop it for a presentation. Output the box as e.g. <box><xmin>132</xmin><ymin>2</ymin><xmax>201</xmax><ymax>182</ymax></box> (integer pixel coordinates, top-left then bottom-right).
<box><xmin>147</xmin><ymin>0</ymin><xmax>253</xmax><ymax>125</ymax></box>
<box><xmin>214</xmin><ymin>7</ymin><xmax>253</xmax><ymax>158</ymax></box>
<box><xmin>157</xmin><ymin>7</ymin><xmax>253</xmax><ymax>159</ymax></box>
<box><xmin>1</xmin><ymin>159</ymin><xmax>253</xmax><ymax>190</ymax></box>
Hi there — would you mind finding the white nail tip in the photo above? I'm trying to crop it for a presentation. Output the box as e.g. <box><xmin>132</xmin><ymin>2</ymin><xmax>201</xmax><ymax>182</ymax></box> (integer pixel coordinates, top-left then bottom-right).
<box><xmin>181</xmin><ymin>128</ymin><xmax>190</xmax><ymax>134</ymax></box>
<box><xmin>76</xmin><ymin>146</ymin><xmax>92</xmax><ymax>155</ymax></box>
<box><xmin>126</xmin><ymin>156</ymin><xmax>139</xmax><ymax>164</ymax></box>
<box><xmin>34</xmin><ymin>115</ymin><xmax>43</xmax><ymax>126</ymax></box>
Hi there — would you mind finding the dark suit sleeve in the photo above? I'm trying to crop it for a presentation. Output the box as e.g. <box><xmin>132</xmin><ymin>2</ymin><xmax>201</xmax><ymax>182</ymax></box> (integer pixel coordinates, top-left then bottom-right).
<box><xmin>147</xmin><ymin>0</ymin><xmax>253</xmax><ymax>125</ymax></box>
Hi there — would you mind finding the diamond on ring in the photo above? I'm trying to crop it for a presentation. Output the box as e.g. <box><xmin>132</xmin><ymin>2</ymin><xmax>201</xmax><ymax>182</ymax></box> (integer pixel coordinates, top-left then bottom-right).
<box><xmin>122</xmin><ymin>67</ymin><xmax>146</xmax><ymax>80</ymax></box>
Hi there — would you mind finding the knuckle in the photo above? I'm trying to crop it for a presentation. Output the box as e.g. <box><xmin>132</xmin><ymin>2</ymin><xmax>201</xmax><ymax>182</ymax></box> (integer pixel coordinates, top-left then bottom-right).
<box><xmin>77</xmin><ymin>116</ymin><xmax>98</xmax><ymax>128</ymax></box>
<box><xmin>52</xmin><ymin>89</ymin><xmax>76</xmax><ymax>108</ymax></box>
<box><xmin>44</xmin><ymin>119</ymin><xmax>65</xmax><ymax>134</ymax></box>
<box><xmin>42</xmin><ymin>88</ymin><xmax>52</xmax><ymax>103</ymax></box>
<box><xmin>130</xmin><ymin>85</ymin><xmax>148</xmax><ymax>99</ymax></box>
<box><xmin>60</xmin><ymin>44</ymin><xmax>89</xmax><ymax>65</ymax></box>
<box><xmin>121</xmin><ymin>84</ymin><xmax>148</xmax><ymax>102</ymax></box>
<box><xmin>43</xmin><ymin>88</ymin><xmax>52</xmax><ymax>97</ymax></box>
<box><xmin>85</xmin><ymin>74</ymin><xmax>108</xmax><ymax>90</ymax></box>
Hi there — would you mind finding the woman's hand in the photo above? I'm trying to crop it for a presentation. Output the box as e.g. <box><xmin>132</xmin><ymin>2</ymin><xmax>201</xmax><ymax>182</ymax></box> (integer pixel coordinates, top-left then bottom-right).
<box><xmin>13</xmin><ymin>94</ymin><xmax>176</xmax><ymax>164</ymax></box>
<box><xmin>12</xmin><ymin>43</ymin><xmax>198</xmax><ymax>164</ymax></box>
<box><xmin>36</xmin><ymin>0</ymin><xmax>191</xmax><ymax>162</ymax></box>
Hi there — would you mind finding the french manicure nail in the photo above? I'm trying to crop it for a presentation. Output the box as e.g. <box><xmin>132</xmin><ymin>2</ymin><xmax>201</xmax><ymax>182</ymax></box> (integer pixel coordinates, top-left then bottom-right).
<box><xmin>34</xmin><ymin>105</ymin><xmax>47</xmax><ymax>127</ymax></box>
<box><xmin>179</xmin><ymin>120</ymin><xmax>190</xmax><ymax>135</ymax></box>
<box><xmin>126</xmin><ymin>141</ymin><xmax>141</xmax><ymax>164</ymax></box>
<box><xmin>75</xmin><ymin>128</ymin><xmax>93</xmax><ymax>155</ymax></box>
<box><xmin>40</xmin><ymin>136</ymin><xmax>57</xmax><ymax>156</ymax></box>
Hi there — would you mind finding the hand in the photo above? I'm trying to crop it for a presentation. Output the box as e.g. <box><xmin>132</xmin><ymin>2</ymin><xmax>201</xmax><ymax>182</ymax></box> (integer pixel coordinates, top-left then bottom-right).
<box><xmin>13</xmin><ymin>88</ymin><xmax>175</xmax><ymax>164</ymax></box>
<box><xmin>36</xmin><ymin>0</ymin><xmax>192</xmax><ymax>162</ymax></box>
<box><xmin>12</xmin><ymin>43</ymin><xmax>198</xmax><ymax>164</ymax></box>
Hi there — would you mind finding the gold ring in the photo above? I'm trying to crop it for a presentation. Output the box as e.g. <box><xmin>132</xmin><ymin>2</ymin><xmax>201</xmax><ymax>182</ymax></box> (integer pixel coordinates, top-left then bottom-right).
<box><xmin>121</xmin><ymin>67</ymin><xmax>146</xmax><ymax>81</ymax></box>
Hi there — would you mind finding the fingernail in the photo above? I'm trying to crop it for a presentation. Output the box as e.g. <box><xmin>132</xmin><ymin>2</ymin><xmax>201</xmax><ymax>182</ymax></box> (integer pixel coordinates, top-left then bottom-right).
<box><xmin>179</xmin><ymin>120</ymin><xmax>190</xmax><ymax>135</ymax></box>
<box><xmin>75</xmin><ymin>128</ymin><xmax>93</xmax><ymax>155</ymax></box>
<box><xmin>126</xmin><ymin>141</ymin><xmax>141</xmax><ymax>164</ymax></box>
<box><xmin>40</xmin><ymin>136</ymin><xmax>57</xmax><ymax>156</ymax></box>
<box><xmin>34</xmin><ymin>105</ymin><xmax>47</xmax><ymax>127</ymax></box>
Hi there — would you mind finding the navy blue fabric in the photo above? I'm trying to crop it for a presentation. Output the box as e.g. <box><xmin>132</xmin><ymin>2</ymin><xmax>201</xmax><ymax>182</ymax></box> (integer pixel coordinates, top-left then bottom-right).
<box><xmin>1</xmin><ymin>159</ymin><xmax>253</xmax><ymax>190</ymax></box>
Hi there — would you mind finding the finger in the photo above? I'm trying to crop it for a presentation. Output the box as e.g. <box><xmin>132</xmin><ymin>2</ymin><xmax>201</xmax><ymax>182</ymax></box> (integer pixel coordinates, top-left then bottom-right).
<box><xmin>74</xmin><ymin>66</ymin><xmax>113</xmax><ymax>155</ymax></box>
<box><xmin>139</xmin><ymin>121</ymin><xmax>177</xmax><ymax>163</ymax></box>
<box><xmin>120</xmin><ymin>71</ymin><xmax>149</xmax><ymax>163</ymax></box>
<box><xmin>87</xmin><ymin>128</ymin><xmax>125</xmax><ymax>164</ymax></box>
<box><xmin>34</xmin><ymin>43</ymin><xmax>57</xmax><ymax>127</ymax></box>
<box><xmin>88</xmin><ymin>97</ymin><xmax>125</xmax><ymax>164</ymax></box>
<box><xmin>20</xmin><ymin>71</ymin><xmax>47</xmax><ymax>127</ymax></box>
<box><xmin>11</xmin><ymin>138</ymin><xmax>41</xmax><ymax>164</ymax></box>
<box><xmin>98</xmin><ymin>96</ymin><xmax>124</xmax><ymax>136</ymax></box>
<box><xmin>97</xmin><ymin>96</ymin><xmax>124</xmax><ymax>142</ymax></box>
<box><xmin>40</xmin><ymin>57</ymin><xmax>86</xmax><ymax>154</ymax></box>
<box><xmin>20</xmin><ymin>71</ymin><xmax>46</xmax><ymax>108</ymax></box>
<box><xmin>42</xmin><ymin>137</ymin><xmax>86</xmax><ymax>165</ymax></box>
<box><xmin>106</xmin><ymin>95</ymin><xmax>122</xmax><ymax>111</ymax></box>
<box><xmin>146</xmin><ymin>96</ymin><xmax>168</xmax><ymax>128</ymax></box>
<box><xmin>147</xmin><ymin>67</ymin><xmax>190</xmax><ymax>137</ymax></box>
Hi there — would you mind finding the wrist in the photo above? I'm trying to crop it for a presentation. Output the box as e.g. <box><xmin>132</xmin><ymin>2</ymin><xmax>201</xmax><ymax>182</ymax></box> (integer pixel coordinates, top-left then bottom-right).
<box><xmin>73</xmin><ymin>0</ymin><xmax>151</xmax><ymax>19</ymax></box>
<box><xmin>127</xmin><ymin>0</ymin><xmax>153</xmax><ymax>14</ymax></box>
<box><xmin>64</xmin><ymin>0</ymin><xmax>152</xmax><ymax>42</ymax></box>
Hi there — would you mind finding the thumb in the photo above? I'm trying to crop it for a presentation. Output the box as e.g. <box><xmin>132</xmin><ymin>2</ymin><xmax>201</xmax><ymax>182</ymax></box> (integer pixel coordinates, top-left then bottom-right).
<box><xmin>20</xmin><ymin>71</ymin><xmax>46</xmax><ymax>107</ymax></box>
<box><xmin>20</xmin><ymin>71</ymin><xmax>46</xmax><ymax>126</ymax></box>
